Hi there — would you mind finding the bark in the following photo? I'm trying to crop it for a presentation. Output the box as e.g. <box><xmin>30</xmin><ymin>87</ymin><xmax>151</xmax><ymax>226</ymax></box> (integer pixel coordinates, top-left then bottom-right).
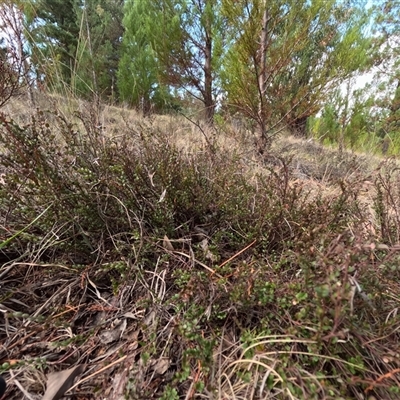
<box><xmin>204</xmin><ymin>34</ymin><xmax>215</xmax><ymax>124</ymax></box>
<box><xmin>257</xmin><ymin>5</ymin><xmax>269</xmax><ymax>153</ymax></box>
<box><xmin>84</xmin><ymin>0</ymin><xmax>98</xmax><ymax>97</ymax></box>
<box><xmin>18</xmin><ymin>30</ymin><xmax>35</xmax><ymax>106</ymax></box>
<box><xmin>203</xmin><ymin>2</ymin><xmax>215</xmax><ymax>125</ymax></box>
<box><xmin>289</xmin><ymin>116</ymin><xmax>309</xmax><ymax>137</ymax></box>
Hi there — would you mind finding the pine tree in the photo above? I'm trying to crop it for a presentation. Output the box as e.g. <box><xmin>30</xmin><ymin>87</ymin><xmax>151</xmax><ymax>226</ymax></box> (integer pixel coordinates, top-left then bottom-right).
<box><xmin>26</xmin><ymin>0</ymin><xmax>81</xmax><ymax>90</ymax></box>
<box><xmin>118</xmin><ymin>0</ymin><xmax>225</xmax><ymax>122</ymax></box>
<box><xmin>373</xmin><ymin>0</ymin><xmax>400</xmax><ymax>138</ymax></box>
<box><xmin>117</xmin><ymin>0</ymin><xmax>168</xmax><ymax>113</ymax></box>
<box><xmin>221</xmin><ymin>0</ymin><xmax>371</xmax><ymax>151</ymax></box>
<box><xmin>154</xmin><ymin>0</ymin><xmax>225</xmax><ymax>123</ymax></box>
<box><xmin>25</xmin><ymin>0</ymin><xmax>123</xmax><ymax>100</ymax></box>
<box><xmin>73</xmin><ymin>0</ymin><xmax>123</xmax><ymax>100</ymax></box>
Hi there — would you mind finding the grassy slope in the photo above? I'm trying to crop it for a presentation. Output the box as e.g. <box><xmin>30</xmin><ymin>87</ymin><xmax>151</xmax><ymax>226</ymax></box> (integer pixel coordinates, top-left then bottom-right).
<box><xmin>1</xmin><ymin>93</ymin><xmax>400</xmax><ymax>399</ymax></box>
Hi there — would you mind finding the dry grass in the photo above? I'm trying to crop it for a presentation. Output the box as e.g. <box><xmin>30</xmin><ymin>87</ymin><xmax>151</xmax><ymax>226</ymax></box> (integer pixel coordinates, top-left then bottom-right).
<box><xmin>1</xmin><ymin>92</ymin><xmax>400</xmax><ymax>399</ymax></box>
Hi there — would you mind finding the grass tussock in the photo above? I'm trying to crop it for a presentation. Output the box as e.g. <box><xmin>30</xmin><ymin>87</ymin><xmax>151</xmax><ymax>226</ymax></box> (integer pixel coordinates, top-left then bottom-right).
<box><xmin>1</xmin><ymin>98</ymin><xmax>400</xmax><ymax>399</ymax></box>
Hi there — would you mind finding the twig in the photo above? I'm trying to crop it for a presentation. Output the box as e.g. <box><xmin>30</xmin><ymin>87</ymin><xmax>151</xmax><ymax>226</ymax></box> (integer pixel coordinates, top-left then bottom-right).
<box><xmin>219</xmin><ymin>240</ymin><xmax>257</xmax><ymax>268</ymax></box>
<box><xmin>365</xmin><ymin>368</ymin><xmax>400</xmax><ymax>393</ymax></box>
<box><xmin>173</xmin><ymin>251</ymin><xmax>224</xmax><ymax>279</ymax></box>
<box><xmin>67</xmin><ymin>355</ymin><xmax>128</xmax><ymax>393</ymax></box>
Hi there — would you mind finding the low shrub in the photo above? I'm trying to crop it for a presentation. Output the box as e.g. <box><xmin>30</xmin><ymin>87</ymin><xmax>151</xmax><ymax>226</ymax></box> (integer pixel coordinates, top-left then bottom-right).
<box><xmin>1</xmin><ymin>106</ymin><xmax>400</xmax><ymax>399</ymax></box>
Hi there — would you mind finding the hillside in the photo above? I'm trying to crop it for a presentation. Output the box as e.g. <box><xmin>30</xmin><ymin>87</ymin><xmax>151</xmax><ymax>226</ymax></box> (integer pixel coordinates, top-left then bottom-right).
<box><xmin>1</xmin><ymin>93</ymin><xmax>400</xmax><ymax>399</ymax></box>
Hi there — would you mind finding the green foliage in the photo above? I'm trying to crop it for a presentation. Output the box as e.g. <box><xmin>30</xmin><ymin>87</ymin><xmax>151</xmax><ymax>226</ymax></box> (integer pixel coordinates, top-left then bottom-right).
<box><xmin>118</xmin><ymin>0</ymin><xmax>225</xmax><ymax>120</ymax></box>
<box><xmin>26</xmin><ymin>0</ymin><xmax>81</xmax><ymax>88</ymax></box>
<box><xmin>5</xmin><ymin>1</ymin><xmax>400</xmax><ymax>395</ymax></box>
<box><xmin>15</xmin><ymin>0</ymin><xmax>383</xmax><ymax>151</ymax></box>
<box><xmin>1</xmin><ymin>104</ymin><xmax>400</xmax><ymax>398</ymax></box>
<box><xmin>309</xmin><ymin>83</ymin><xmax>388</xmax><ymax>154</ymax></box>
<box><xmin>160</xmin><ymin>386</ymin><xmax>179</xmax><ymax>400</ymax></box>
<box><xmin>73</xmin><ymin>0</ymin><xmax>123</xmax><ymax>100</ymax></box>
<box><xmin>0</xmin><ymin>2</ymin><xmax>28</xmax><ymax>108</ymax></box>
<box><xmin>221</xmin><ymin>0</ymin><xmax>372</xmax><ymax>144</ymax></box>
<box><xmin>117</xmin><ymin>0</ymin><xmax>165</xmax><ymax>112</ymax></box>
<box><xmin>26</xmin><ymin>0</ymin><xmax>123</xmax><ymax>100</ymax></box>
<box><xmin>153</xmin><ymin>0</ymin><xmax>226</xmax><ymax>122</ymax></box>
<box><xmin>310</xmin><ymin>103</ymin><xmax>341</xmax><ymax>145</ymax></box>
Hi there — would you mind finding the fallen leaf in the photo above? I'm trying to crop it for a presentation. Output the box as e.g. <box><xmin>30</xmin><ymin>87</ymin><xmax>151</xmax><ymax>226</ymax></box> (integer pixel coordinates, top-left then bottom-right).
<box><xmin>163</xmin><ymin>235</ymin><xmax>174</xmax><ymax>251</ymax></box>
<box><xmin>149</xmin><ymin>357</ymin><xmax>170</xmax><ymax>375</ymax></box>
<box><xmin>42</xmin><ymin>364</ymin><xmax>86</xmax><ymax>400</ymax></box>
<box><xmin>99</xmin><ymin>329</ymin><xmax>121</xmax><ymax>344</ymax></box>
<box><xmin>99</xmin><ymin>319</ymin><xmax>127</xmax><ymax>344</ymax></box>
<box><xmin>376</xmin><ymin>243</ymin><xmax>389</xmax><ymax>250</ymax></box>
<box><xmin>159</xmin><ymin>188</ymin><xmax>167</xmax><ymax>202</ymax></box>
<box><xmin>200</xmin><ymin>238</ymin><xmax>217</xmax><ymax>262</ymax></box>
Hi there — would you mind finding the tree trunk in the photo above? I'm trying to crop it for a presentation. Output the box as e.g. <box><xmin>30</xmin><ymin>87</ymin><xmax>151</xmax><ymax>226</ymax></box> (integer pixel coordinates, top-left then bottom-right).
<box><xmin>141</xmin><ymin>95</ymin><xmax>152</xmax><ymax>117</ymax></box>
<box><xmin>387</xmin><ymin>79</ymin><xmax>400</xmax><ymax>129</ymax></box>
<box><xmin>289</xmin><ymin>116</ymin><xmax>308</xmax><ymax>137</ymax></box>
<box><xmin>203</xmin><ymin>16</ymin><xmax>214</xmax><ymax>124</ymax></box>
<box><xmin>257</xmin><ymin>4</ymin><xmax>269</xmax><ymax>153</ymax></box>
<box><xmin>84</xmin><ymin>0</ymin><xmax>98</xmax><ymax>97</ymax></box>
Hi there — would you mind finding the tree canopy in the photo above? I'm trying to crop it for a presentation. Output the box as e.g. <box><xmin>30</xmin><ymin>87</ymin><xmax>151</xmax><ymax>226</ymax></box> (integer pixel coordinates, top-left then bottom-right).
<box><xmin>221</xmin><ymin>0</ymin><xmax>371</xmax><ymax>149</ymax></box>
<box><xmin>25</xmin><ymin>0</ymin><xmax>123</xmax><ymax>100</ymax></box>
<box><xmin>3</xmin><ymin>0</ymin><xmax>395</xmax><ymax>151</ymax></box>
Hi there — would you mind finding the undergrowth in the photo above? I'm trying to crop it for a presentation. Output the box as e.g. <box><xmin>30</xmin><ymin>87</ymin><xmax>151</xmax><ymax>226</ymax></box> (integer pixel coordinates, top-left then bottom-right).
<box><xmin>1</xmin><ymin>104</ymin><xmax>400</xmax><ymax>399</ymax></box>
